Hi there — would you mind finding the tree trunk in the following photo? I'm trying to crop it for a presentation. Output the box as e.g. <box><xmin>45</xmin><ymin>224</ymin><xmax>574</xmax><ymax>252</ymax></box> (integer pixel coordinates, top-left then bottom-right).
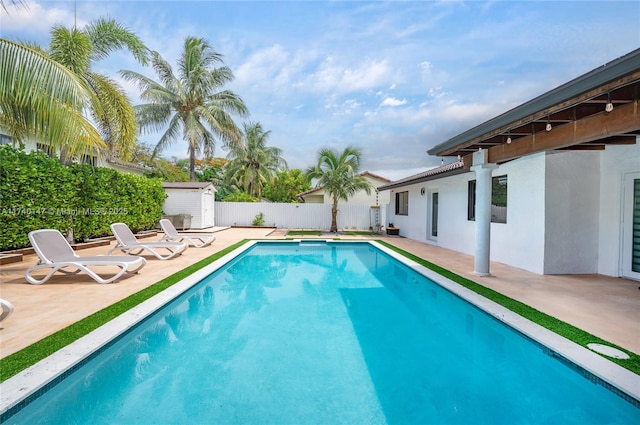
<box><xmin>189</xmin><ymin>144</ymin><xmax>196</xmax><ymax>182</ymax></box>
<box><xmin>330</xmin><ymin>199</ymin><xmax>338</xmax><ymax>233</ymax></box>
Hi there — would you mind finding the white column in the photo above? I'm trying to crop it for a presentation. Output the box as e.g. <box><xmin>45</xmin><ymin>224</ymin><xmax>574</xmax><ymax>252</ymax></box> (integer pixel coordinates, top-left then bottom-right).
<box><xmin>471</xmin><ymin>160</ymin><xmax>498</xmax><ymax>276</ymax></box>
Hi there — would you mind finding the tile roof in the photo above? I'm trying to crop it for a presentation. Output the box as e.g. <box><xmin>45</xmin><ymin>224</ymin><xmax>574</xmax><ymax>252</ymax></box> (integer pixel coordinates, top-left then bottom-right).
<box><xmin>378</xmin><ymin>161</ymin><xmax>466</xmax><ymax>190</ymax></box>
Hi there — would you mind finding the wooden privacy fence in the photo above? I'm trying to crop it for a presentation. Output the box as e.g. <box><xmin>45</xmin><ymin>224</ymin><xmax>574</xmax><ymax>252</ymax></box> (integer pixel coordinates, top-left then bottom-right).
<box><xmin>214</xmin><ymin>202</ymin><xmax>388</xmax><ymax>230</ymax></box>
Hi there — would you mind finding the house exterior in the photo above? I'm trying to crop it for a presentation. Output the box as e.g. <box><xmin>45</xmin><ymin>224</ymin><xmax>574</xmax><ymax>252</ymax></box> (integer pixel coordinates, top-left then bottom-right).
<box><xmin>297</xmin><ymin>171</ymin><xmax>391</xmax><ymax>206</ymax></box>
<box><xmin>379</xmin><ymin>49</ymin><xmax>640</xmax><ymax>280</ymax></box>
<box><xmin>162</xmin><ymin>182</ymin><xmax>216</xmax><ymax>229</ymax></box>
<box><xmin>0</xmin><ymin>135</ymin><xmax>149</xmax><ymax>176</ymax></box>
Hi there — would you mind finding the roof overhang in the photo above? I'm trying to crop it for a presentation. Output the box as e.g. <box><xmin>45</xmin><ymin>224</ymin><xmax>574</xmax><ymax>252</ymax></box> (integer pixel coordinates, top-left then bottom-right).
<box><xmin>162</xmin><ymin>182</ymin><xmax>216</xmax><ymax>191</ymax></box>
<box><xmin>378</xmin><ymin>161</ymin><xmax>467</xmax><ymax>191</ymax></box>
<box><xmin>428</xmin><ymin>49</ymin><xmax>640</xmax><ymax>169</ymax></box>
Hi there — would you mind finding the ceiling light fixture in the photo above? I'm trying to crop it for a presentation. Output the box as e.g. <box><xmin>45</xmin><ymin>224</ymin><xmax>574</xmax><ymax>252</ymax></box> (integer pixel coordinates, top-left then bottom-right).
<box><xmin>506</xmin><ymin>130</ymin><xmax>512</xmax><ymax>144</ymax></box>
<box><xmin>545</xmin><ymin>116</ymin><xmax>552</xmax><ymax>132</ymax></box>
<box><xmin>605</xmin><ymin>93</ymin><xmax>614</xmax><ymax>112</ymax></box>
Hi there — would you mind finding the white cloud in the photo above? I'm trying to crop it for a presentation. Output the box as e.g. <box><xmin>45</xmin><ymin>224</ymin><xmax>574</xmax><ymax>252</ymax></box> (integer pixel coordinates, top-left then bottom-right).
<box><xmin>235</xmin><ymin>44</ymin><xmax>290</xmax><ymax>85</ymax></box>
<box><xmin>0</xmin><ymin>1</ymin><xmax>81</xmax><ymax>39</ymax></box>
<box><xmin>437</xmin><ymin>102</ymin><xmax>497</xmax><ymax>127</ymax></box>
<box><xmin>419</xmin><ymin>61</ymin><xmax>433</xmax><ymax>72</ymax></box>
<box><xmin>428</xmin><ymin>87</ymin><xmax>447</xmax><ymax>98</ymax></box>
<box><xmin>308</xmin><ymin>57</ymin><xmax>394</xmax><ymax>94</ymax></box>
<box><xmin>380</xmin><ymin>97</ymin><xmax>407</xmax><ymax>107</ymax></box>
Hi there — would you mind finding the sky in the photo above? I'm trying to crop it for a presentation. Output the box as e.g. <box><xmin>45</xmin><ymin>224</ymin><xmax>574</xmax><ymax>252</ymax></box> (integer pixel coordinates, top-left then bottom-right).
<box><xmin>2</xmin><ymin>1</ymin><xmax>639</xmax><ymax>180</ymax></box>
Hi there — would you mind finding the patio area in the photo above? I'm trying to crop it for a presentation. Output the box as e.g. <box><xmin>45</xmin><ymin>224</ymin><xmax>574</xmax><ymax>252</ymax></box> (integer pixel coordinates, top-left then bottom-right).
<box><xmin>1</xmin><ymin>227</ymin><xmax>639</xmax><ymax>361</ymax></box>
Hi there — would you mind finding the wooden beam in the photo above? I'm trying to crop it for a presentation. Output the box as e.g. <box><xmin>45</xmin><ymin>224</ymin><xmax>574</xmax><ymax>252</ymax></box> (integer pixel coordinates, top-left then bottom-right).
<box><xmin>483</xmin><ymin>101</ymin><xmax>640</xmax><ymax>165</ymax></box>
<box><xmin>594</xmin><ymin>136</ymin><xmax>637</xmax><ymax>145</ymax></box>
<box><xmin>558</xmin><ymin>145</ymin><xmax>606</xmax><ymax>151</ymax></box>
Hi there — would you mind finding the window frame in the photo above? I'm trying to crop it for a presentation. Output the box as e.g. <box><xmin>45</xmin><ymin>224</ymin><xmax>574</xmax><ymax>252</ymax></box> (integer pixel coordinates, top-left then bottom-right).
<box><xmin>395</xmin><ymin>191</ymin><xmax>409</xmax><ymax>216</ymax></box>
<box><xmin>467</xmin><ymin>175</ymin><xmax>508</xmax><ymax>223</ymax></box>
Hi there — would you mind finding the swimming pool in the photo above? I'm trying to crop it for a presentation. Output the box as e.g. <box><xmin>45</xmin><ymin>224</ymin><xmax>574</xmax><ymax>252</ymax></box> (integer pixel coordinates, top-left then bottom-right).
<box><xmin>2</xmin><ymin>241</ymin><xmax>639</xmax><ymax>423</ymax></box>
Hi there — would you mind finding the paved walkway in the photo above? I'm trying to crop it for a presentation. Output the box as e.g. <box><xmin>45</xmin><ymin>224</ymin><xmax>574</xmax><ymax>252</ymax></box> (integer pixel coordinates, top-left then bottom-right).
<box><xmin>1</xmin><ymin>228</ymin><xmax>639</xmax><ymax>360</ymax></box>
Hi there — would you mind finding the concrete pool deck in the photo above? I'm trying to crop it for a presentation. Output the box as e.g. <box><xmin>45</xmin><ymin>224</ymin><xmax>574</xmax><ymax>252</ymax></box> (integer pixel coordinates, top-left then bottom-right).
<box><xmin>1</xmin><ymin>227</ymin><xmax>639</xmax><ymax>362</ymax></box>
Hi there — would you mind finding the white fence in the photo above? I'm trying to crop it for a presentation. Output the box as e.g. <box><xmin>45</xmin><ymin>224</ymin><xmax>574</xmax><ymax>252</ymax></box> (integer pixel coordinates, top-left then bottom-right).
<box><xmin>214</xmin><ymin>202</ymin><xmax>388</xmax><ymax>230</ymax></box>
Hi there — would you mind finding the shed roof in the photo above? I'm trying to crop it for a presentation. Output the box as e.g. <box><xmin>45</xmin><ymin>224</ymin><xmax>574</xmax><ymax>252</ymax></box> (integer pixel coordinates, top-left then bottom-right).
<box><xmin>162</xmin><ymin>182</ymin><xmax>215</xmax><ymax>190</ymax></box>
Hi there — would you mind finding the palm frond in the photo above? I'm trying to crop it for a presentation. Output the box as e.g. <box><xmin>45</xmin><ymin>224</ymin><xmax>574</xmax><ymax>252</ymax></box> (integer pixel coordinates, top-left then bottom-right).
<box><xmin>86</xmin><ymin>72</ymin><xmax>137</xmax><ymax>160</ymax></box>
<box><xmin>0</xmin><ymin>38</ymin><xmax>103</xmax><ymax>153</ymax></box>
<box><xmin>48</xmin><ymin>26</ymin><xmax>92</xmax><ymax>74</ymax></box>
<box><xmin>85</xmin><ymin>17</ymin><xmax>150</xmax><ymax>65</ymax></box>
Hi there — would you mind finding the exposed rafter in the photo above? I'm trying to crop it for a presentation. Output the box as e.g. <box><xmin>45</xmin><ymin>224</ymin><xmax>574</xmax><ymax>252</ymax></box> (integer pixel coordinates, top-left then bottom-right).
<box><xmin>429</xmin><ymin>49</ymin><xmax>640</xmax><ymax>167</ymax></box>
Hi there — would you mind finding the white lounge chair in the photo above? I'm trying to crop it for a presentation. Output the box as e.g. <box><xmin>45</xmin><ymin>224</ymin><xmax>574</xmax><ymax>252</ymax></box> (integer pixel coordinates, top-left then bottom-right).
<box><xmin>159</xmin><ymin>219</ymin><xmax>216</xmax><ymax>248</ymax></box>
<box><xmin>26</xmin><ymin>229</ymin><xmax>147</xmax><ymax>285</ymax></box>
<box><xmin>109</xmin><ymin>222</ymin><xmax>187</xmax><ymax>260</ymax></box>
<box><xmin>0</xmin><ymin>299</ymin><xmax>14</xmax><ymax>322</ymax></box>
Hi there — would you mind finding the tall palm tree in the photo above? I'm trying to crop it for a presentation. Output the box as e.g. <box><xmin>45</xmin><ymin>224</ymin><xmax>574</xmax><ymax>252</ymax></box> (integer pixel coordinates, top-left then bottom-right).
<box><xmin>225</xmin><ymin>122</ymin><xmax>286</xmax><ymax>198</ymax></box>
<box><xmin>48</xmin><ymin>18</ymin><xmax>150</xmax><ymax>161</ymax></box>
<box><xmin>305</xmin><ymin>146</ymin><xmax>373</xmax><ymax>232</ymax></box>
<box><xmin>0</xmin><ymin>38</ymin><xmax>103</xmax><ymax>157</ymax></box>
<box><xmin>121</xmin><ymin>36</ymin><xmax>249</xmax><ymax>181</ymax></box>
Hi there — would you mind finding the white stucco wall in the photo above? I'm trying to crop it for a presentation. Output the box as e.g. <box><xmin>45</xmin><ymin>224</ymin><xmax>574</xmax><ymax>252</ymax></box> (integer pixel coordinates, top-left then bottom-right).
<box><xmin>491</xmin><ymin>154</ymin><xmax>547</xmax><ymax>273</ymax></box>
<box><xmin>543</xmin><ymin>151</ymin><xmax>600</xmax><ymax>274</ymax></box>
<box><xmin>385</xmin><ymin>153</ymin><xmax>549</xmax><ymax>274</ymax></box>
<box><xmin>598</xmin><ymin>141</ymin><xmax>640</xmax><ymax>276</ymax></box>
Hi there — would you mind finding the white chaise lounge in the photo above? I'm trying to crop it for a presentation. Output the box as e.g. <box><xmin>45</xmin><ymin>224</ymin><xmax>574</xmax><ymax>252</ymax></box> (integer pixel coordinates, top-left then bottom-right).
<box><xmin>26</xmin><ymin>229</ymin><xmax>147</xmax><ymax>284</ymax></box>
<box><xmin>109</xmin><ymin>222</ymin><xmax>187</xmax><ymax>260</ymax></box>
<box><xmin>159</xmin><ymin>219</ymin><xmax>216</xmax><ymax>248</ymax></box>
<box><xmin>0</xmin><ymin>299</ymin><xmax>14</xmax><ymax>322</ymax></box>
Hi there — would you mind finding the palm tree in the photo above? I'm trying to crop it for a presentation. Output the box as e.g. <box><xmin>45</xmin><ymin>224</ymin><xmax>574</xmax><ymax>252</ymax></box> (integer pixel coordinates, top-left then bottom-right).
<box><xmin>1</xmin><ymin>0</ymin><xmax>26</xmax><ymax>12</ymax></box>
<box><xmin>48</xmin><ymin>18</ymin><xmax>150</xmax><ymax>161</ymax></box>
<box><xmin>121</xmin><ymin>36</ymin><xmax>249</xmax><ymax>181</ymax></box>
<box><xmin>0</xmin><ymin>38</ymin><xmax>103</xmax><ymax>157</ymax></box>
<box><xmin>225</xmin><ymin>122</ymin><xmax>286</xmax><ymax>198</ymax></box>
<box><xmin>305</xmin><ymin>146</ymin><xmax>373</xmax><ymax>232</ymax></box>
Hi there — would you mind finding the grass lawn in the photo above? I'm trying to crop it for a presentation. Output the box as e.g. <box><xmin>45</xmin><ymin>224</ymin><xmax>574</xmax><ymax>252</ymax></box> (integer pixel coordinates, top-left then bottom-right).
<box><xmin>287</xmin><ymin>230</ymin><xmax>323</xmax><ymax>236</ymax></box>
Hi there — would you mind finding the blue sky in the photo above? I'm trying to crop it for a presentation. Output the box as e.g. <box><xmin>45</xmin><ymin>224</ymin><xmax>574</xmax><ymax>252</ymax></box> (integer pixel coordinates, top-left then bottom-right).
<box><xmin>2</xmin><ymin>1</ymin><xmax>639</xmax><ymax>180</ymax></box>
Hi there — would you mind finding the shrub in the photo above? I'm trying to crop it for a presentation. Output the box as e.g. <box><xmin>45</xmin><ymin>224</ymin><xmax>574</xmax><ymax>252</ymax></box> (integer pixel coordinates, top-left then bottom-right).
<box><xmin>252</xmin><ymin>212</ymin><xmax>265</xmax><ymax>226</ymax></box>
<box><xmin>0</xmin><ymin>146</ymin><xmax>164</xmax><ymax>250</ymax></box>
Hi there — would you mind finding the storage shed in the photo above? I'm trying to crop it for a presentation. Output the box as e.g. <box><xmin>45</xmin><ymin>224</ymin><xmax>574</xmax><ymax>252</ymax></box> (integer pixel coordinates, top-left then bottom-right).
<box><xmin>162</xmin><ymin>182</ymin><xmax>216</xmax><ymax>229</ymax></box>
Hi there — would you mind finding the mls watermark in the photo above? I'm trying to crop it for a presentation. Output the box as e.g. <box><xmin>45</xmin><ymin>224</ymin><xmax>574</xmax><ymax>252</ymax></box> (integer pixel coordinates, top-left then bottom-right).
<box><xmin>1</xmin><ymin>207</ymin><xmax>129</xmax><ymax>216</ymax></box>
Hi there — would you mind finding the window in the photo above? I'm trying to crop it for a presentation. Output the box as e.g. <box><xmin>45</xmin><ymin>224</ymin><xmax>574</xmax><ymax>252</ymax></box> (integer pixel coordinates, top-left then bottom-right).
<box><xmin>395</xmin><ymin>191</ymin><xmax>408</xmax><ymax>215</ymax></box>
<box><xmin>632</xmin><ymin>179</ymin><xmax>640</xmax><ymax>273</ymax></box>
<box><xmin>467</xmin><ymin>175</ymin><xmax>508</xmax><ymax>223</ymax></box>
<box><xmin>431</xmin><ymin>192</ymin><xmax>438</xmax><ymax>237</ymax></box>
<box><xmin>0</xmin><ymin>133</ymin><xmax>15</xmax><ymax>147</ymax></box>
<box><xmin>467</xmin><ymin>181</ymin><xmax>476</xmax><ymax>221</ymax></box>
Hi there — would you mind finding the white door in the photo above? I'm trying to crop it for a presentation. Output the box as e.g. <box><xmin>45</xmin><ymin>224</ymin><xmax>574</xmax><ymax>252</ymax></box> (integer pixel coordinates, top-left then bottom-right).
<box><xmin>621</xmin><ymin>172</ymin><xmax>640</xmax><ymax>280</ymax></box>
<box><xmin>202</xmin><ymin>191</ymin><xmax>214</xmax><ymax>228</ymax></box>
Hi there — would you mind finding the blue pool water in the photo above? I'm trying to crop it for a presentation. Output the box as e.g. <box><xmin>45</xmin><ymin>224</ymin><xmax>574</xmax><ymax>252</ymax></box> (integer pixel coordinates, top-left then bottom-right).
<box><xmin>4</xmin><ymin>241</ymin><xmax>639</xmax><ymax>424</ymax></box>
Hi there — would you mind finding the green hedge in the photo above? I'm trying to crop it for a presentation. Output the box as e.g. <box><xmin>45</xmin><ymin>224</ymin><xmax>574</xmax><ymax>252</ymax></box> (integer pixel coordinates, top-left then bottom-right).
<box><xmin>0</xmin><ymin>146</ymin><xmax>165</xmax><ymax>250</ymax></box>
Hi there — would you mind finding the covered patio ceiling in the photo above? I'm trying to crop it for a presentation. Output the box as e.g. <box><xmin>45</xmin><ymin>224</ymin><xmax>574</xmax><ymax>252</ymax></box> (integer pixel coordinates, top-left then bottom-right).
<box><xmin>428</xmin><ymin>49</ymin><xmax>640</xmax><ymax>168</ymax></box>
